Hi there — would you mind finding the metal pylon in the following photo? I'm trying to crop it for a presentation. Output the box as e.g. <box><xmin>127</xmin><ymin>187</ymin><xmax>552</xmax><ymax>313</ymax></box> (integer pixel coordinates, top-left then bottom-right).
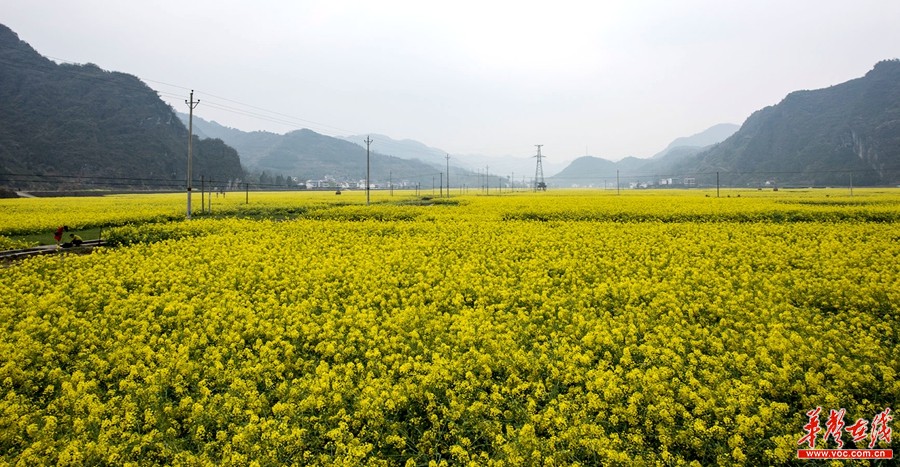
<box><xmin>533</xmin><ymin>145</ymin><xmax>546</xmax><ymax>191</ymax></box>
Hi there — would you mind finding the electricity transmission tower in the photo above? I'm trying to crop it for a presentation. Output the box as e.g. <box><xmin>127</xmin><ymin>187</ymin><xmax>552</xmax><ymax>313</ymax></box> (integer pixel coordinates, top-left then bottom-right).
<box><xmin>533</xmin><ymin>144</ymin><xmax>546</xmax><ymax>191</ymax></box>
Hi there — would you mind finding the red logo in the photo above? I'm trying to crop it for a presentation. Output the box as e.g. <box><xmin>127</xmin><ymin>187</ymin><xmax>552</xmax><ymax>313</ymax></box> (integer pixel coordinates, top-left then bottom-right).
<box><xmin>797</xmin><ymin>407</ymin><xmax>893</xmax><ymax>460</ymax></box>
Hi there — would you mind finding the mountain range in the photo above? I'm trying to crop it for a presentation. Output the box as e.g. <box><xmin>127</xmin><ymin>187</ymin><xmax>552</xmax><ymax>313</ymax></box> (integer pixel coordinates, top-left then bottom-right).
<box><xmin>184</xmin><ymin>116</ymin><xmax>507</xmax><ymax>189</ymax></box>
<box><xmin>1</xmin><ymin>20</ymin><xmax>898</xmax><ymax>191</ymax></box>
<box><xmin>185</xmin><ymin>118</ymin><xmax>444</xmax><ymax>182</ymax></box>
<box><xmin>187</xmin><ymin>118</ymin><xmax>515</xmax><ymax>189</ymax></box>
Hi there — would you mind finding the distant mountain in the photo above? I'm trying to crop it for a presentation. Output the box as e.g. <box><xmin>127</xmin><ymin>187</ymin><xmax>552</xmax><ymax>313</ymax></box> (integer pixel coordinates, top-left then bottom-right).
<box><xmin>181</xmin><ymin>116</ymin><xmax>282</xmax><ymax>170</ymax></box>
<box><xmin>340</xmin><ymin>135</ymin><xmax>578</xmax><ymax>184</ymax></box>
<box><xmin>339</xmin><ymin>135</ymin><xmax>529</xmax><ymax>189</ymax></box>
<box><xmin>678</xmin><ymin>60</ymin><xmax>900</xmax><ymax>186</ymax></box>
<box><xmin>340</xmin><ymin>134</ymin><xmax>446</xmax><ymax>168</ymax></box>
<box><xmin>652</xmin><ymin>123</ymin><xmax>739</xmax><ymax>159</ymax></box>
<box><xmin>0</xmin><ymin>24</ymin><xmax>244</xmax><ymax>190</ymax></box>
<box><xmin>548</xmin><ymin>124</ymin><xmax>736</xmax><ymax>187</ymax></box>
<box><xmin>548</xmin><ymin>156</ymin><xmax>618</xmax><ymax>187</ymax></box>
<box><xmin>181</xmin><ymin>115</ymin><xmax>454</xmax><ymax>186</ymax></box>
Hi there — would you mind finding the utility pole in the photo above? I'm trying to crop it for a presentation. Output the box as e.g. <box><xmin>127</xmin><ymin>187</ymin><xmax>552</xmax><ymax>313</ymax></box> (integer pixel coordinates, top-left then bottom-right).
<box><xmin>390</xmin><ymin>171</ymin><xmax>393</xmax><ymax>196</ymax></box>
<box><xmin>445</xmin><ymin>154</ymin><xmax>451</xmax><ymax>198</ymax></box>
<box><xmin>486</xmin><ymin>165</ymin><xmax>489</xmax><ymax>194</ymax></box>
<box><xmin>365</xmin><ymin>136</ymin><xmax>373</xmax><ymax>205</ymax></box>
<box><xmin>616</xmin><ymin>169</ymin><xmax>620</xmax><ymax>195</ymax></box>
<box><xmin>440</xmin><ymin>172</ymin><xmax>443</xmax><ymax>198</ymax></box>
<box><xmin>533</xmin><ymin>145</ymin><xmax>546</xmax><ymax>191</ymax></box>
<box><xmin>185</xmin><ymin>90</ymin><xmax>199</xmax><ymax>219</ymax></box>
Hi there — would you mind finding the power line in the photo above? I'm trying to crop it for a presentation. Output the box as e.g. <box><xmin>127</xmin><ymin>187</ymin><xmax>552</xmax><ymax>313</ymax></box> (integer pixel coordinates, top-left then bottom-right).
<box><xmin>1</xmin><ymin>54</ymin><xmax>462</xmax><ymax>164</ymax></box>
<box><xmin>0</xmin><ymin>54</ymin><xmax>359</xmax><ymax>138</ymax></box>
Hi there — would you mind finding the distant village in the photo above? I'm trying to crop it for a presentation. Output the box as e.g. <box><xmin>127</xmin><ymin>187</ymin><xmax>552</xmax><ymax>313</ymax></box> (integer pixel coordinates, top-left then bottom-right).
<box><xmin>302</xmin><ymin>176</ymin><xmax>419</xmax><ymax>190</ymax></box>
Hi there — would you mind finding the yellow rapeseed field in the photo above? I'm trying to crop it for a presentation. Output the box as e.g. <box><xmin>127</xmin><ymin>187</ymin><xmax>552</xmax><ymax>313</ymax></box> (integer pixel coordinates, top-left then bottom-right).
<box><xmin>1</xmin><ymin>189</ymin><xmax>898</xmax><ymax>465</ymax></box>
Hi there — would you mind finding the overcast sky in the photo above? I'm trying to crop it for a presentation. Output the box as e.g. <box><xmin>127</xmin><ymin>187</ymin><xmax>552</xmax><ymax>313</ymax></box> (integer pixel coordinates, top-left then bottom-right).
<box><xmin>2</xmin><ymin>0</ymin><xmax>899</xmax><ymax>164</ymax></box>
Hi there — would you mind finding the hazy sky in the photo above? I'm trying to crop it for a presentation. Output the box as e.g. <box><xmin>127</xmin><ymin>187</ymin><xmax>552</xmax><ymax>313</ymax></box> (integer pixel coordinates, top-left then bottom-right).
<box><xmin>2</xmin><ymin>0</ymin><xmax>899</xmax><ymax>164</ymax></box>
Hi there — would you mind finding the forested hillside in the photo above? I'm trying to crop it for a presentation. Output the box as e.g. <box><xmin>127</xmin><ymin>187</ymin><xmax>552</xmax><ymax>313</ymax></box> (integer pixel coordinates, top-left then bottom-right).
<box><xmin>681</xmin><ymin>60</ymin><xmax>900</xmax><ymax>186</ymax></box>
<box><xmin>0</xmin><ymin>24</ymin><xmax>244</xmax><ymax>190</ymax></box>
